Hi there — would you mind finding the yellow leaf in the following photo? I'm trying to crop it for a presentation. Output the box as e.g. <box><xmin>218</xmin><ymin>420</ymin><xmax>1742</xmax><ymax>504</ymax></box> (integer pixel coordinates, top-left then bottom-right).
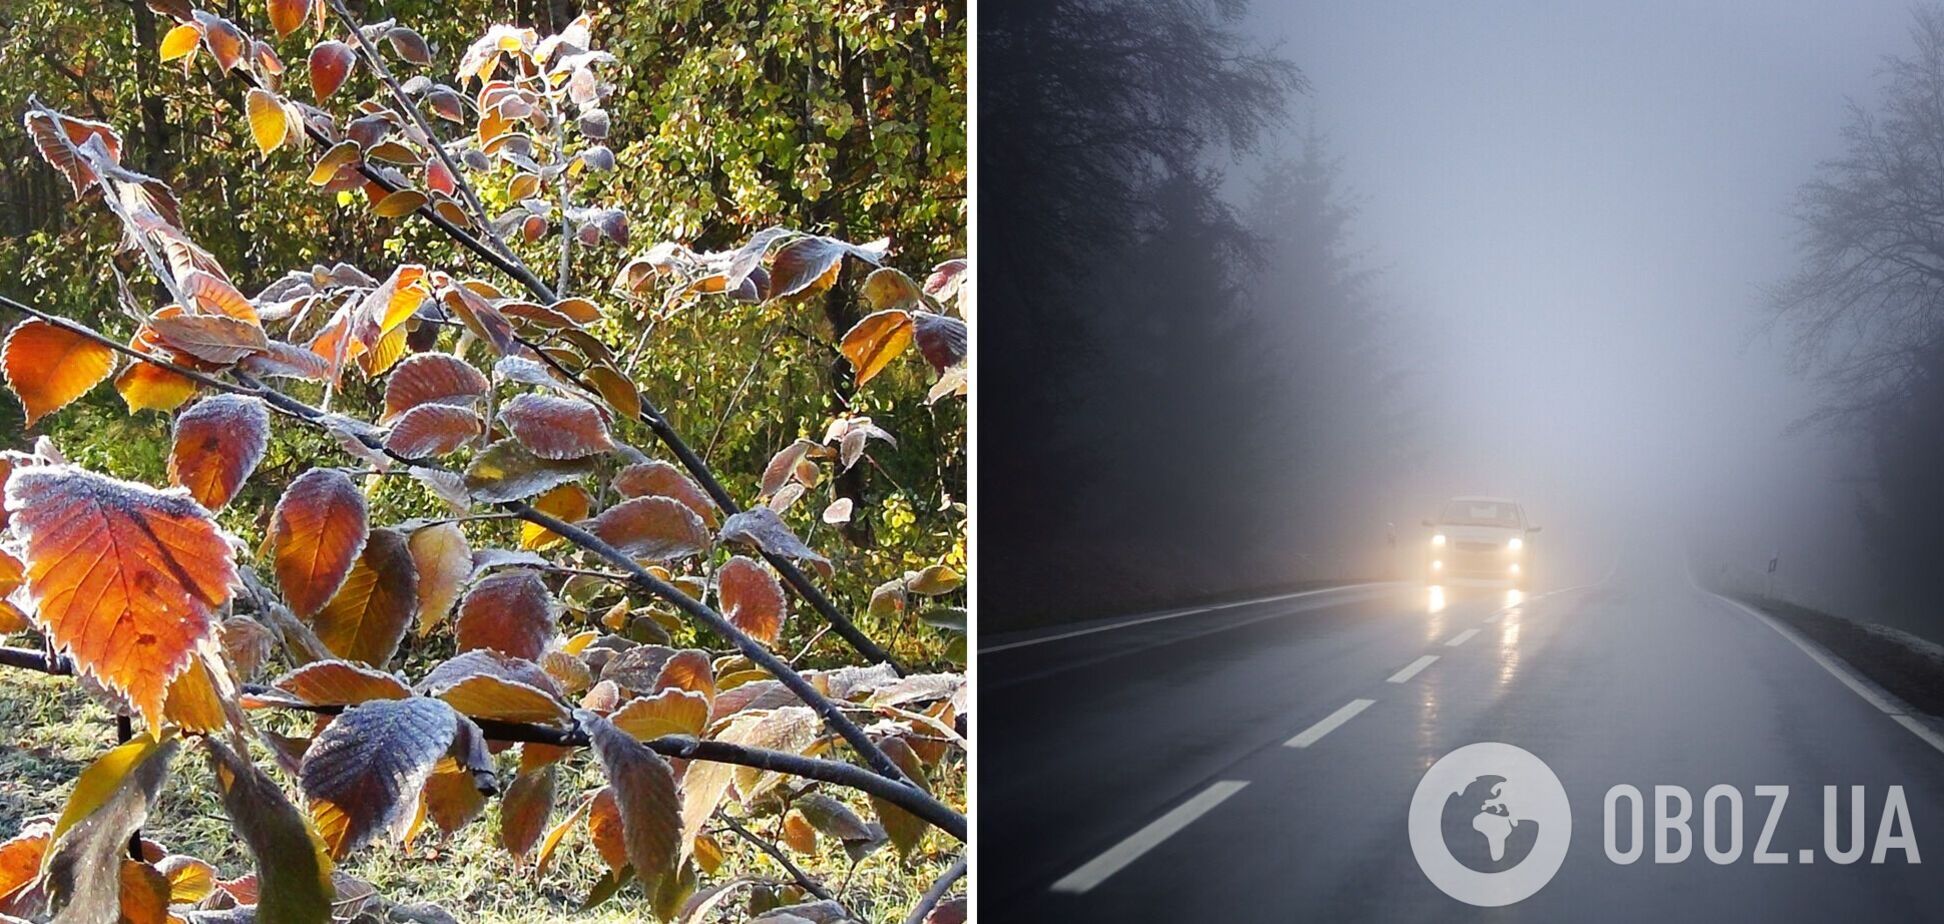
<box><xmin>838</xmin><ymin>309</ymin><xmax>914</xmax><ymax>386</ymax></box>
<box><xmin>159</xmin><ymin>24</ymin><xmax>202</xmax><ymax>62</ymax></box>
<box><xmin>53</xmin><ymin>735</ymin><xmax>169</xmax><ymax>841</ymax></box>
<box><xmin>373</xmin><ymin>188</ymin><xmax>428</xmax><ymax>218</ymax></box>
<box><xmin>245</xmin><ymin>88</ymin><xmax>287</xmax><ymax>156</ymax></box>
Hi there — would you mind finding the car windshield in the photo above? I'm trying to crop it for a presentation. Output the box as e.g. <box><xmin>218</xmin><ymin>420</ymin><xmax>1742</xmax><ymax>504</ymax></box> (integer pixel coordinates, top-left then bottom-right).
<box><xmin>1440</xmin><ymin>500</ymin><xmax>1523</xmax><ymax>528</ymax></box>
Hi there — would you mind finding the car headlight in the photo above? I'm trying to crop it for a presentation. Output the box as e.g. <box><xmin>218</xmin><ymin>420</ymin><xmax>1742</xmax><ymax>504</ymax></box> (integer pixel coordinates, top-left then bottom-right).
<box><xmin>1432</xmin><ymin>534</ymin><xmax>1447</xmax><ymax>547</ymax></box>
<box><xmin>1507</xmin><ymin>537</ymin><xmax>1523</xmax><ymax>552</ymax></box>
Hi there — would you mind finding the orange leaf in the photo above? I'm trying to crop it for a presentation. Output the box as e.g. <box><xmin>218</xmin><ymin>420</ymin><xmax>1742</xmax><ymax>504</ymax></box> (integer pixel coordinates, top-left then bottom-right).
<box><xmin>839</xmin><ymin>309</ymin><xmax>914</xmax><ymax>386</ymax></box>
<box><xmin>7</xmin><ymin>466</ymin><xmax>233</xmax><ymax>733</ymax></box>
<box><xmin>270</xmin><ymin>468</ymin><xmax>369</xmax><ymax>617</ymax></box>
<box><xmin>374</xmin><ymin>188</ymin><xmax>428</xmax><ymax>218</ymax></box>
<box><xmin>455</xmin><ymin>569</ymin><xmax>558</xmax><ymax>661</ymax></box>
<box><xmin>2</xmin><ymin>319</ymin><xmax>116</xmax><ymax>426</ymax></box>
<box><xmin>717</xmin><ymin>556</ymin><xmax>786</xmax><ymax>646</ymax></box>
<box><xmin>498</xmin><ymin>393</ymin><xmax>616</xmax><ymax>459</ymax></box>
<box><xmin>166</xmin><ymin>394</ymin><xmax>269</xmax><ymax>510</ymax></box>
<box><xmin>179</xmin><ymin>269</ymin><xmax>259</xmax><ymax>323</ymax></box>
<box><xmin>432</xmin><ymin>673</ymin><xmax>568</xmax><ymax>724</ymax></box>
<box><xmin>312</xmin><ymin>527</ymin><xmax>416</xmax><ymax>667</ymax></box>
<box><xmin>270</xmin><ymin>659</ymin><xmax>413</xmax><ymax>706</ymax></box>
<box><xmin>267</xmin><ymin>0</ymin><xmax>306</xmax><ymax>37</ymax></box>
<box><xmin>499</xmin><ymin>766</ymin><xmax>555</xmax><ymax>862</ymax></box>
<box><xmin>608</xmin><ymin>689</ymin><xmax>710</xmax><ymax>741</ymax></box>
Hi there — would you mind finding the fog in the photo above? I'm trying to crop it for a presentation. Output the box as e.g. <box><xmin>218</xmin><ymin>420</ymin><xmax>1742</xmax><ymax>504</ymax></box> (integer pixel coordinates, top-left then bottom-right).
<box><xmin>1233</xmin><ymin>0</ymin><xmax>1925</xmax><ymax>606</ymax></box>
<box><xmin>980</xmin><ymin>0</ymin><xmax>1941</xmax><ymax>634</ymax></box>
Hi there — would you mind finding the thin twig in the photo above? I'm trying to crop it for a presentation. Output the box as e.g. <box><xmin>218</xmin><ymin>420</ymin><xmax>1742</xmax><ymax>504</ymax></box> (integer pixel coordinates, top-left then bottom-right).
<box><xmin>717</xmin><ymin>812</ymin><xmax>838</xmax><ymax>904</ymax></box>
<box><xmin>901</xmin><ymin>856</ymin><xmax>965</xmax><ymax>924</ymax></box>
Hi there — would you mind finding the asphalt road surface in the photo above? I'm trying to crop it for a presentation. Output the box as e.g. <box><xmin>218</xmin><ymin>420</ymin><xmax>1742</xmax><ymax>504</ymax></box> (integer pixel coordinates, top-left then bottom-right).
<box><xmin>978</xmin><ymin>555</ymin><xmax>1944</xmax><ymax>921</ymax></box>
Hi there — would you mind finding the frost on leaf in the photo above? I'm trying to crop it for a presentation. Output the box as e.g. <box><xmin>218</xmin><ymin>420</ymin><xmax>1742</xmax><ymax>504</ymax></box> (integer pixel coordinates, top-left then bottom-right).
<box><xmin>454</xmin><ymin>568</ymin><xmax>559</xmax><ymax>661</ymax></box>
<box><xmin>498</xmin><ymin>393</ymin><xmax>616</xmax><ymax>459</ymax></box>
<box><xmin>270</xmin><ymin>468</ymin><xmax>369</xmax><ymax>618</ymax></box>
<box><xmin>581</xmin><ymin>496</ymin><xmax>711</xmax><ymax>561</ymax></box>
<box><xmin>717</xmin><ymin>556</ymin><xmax>786</xmax><ymax>645</ymax></box>
<box><xmin>4</xmin><ymin>466</ymin><xmax>233</xmax><ymax>734</ymax></box>
<box><xmin>2</xmin><ymin>319</ymin><xmax>117</xmax><ymax>426</ymax></box>
<box><xmin>166</xmin><ymin>394</ymin><xmax>269</xmax><ymax>510</ymax></box>
<box><xmin>719</xmin><ymin>507</ymin><xmax>830</xmax><ymax>574</ymax></box>
<box><xmin>612</xmin><ymin>460</ymin><xmax>718</xmax><ymax>527</ymax></box>
<box><xmin>298</xmin><ymin>697</ymin><xmax>470</xmax><ymax>859</ymax></box>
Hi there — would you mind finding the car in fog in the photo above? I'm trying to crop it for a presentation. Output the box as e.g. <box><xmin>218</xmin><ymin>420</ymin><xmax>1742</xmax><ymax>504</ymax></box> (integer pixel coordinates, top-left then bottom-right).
<box><xmin>1423</xmin><ymin>496</ymin><xmax>1539</xmax><ymax>586</ymax></box>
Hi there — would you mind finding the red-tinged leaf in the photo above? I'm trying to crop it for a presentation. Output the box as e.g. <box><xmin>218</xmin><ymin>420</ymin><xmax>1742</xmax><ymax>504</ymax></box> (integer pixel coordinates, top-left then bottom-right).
<box><xmin>383</xmin><ymin>403</ymin><xmax>481</xmax><ymax>458</ymax></box>
<box><xmin>3</xmin><ymin>319</ymin><xmax>116</xmax><ymax>427</ymax></box>
<box><xmin>499</xmin><ymin>393</ymin><xmax>615</xmax><ymax>459</ymax></box>
<box><xmin>166</xmin><ymin>394</ymin><xmax>268</xmax><ymax>510</ymax></box>
<box><xmin>455</xmin><ymin>568</ymin><xmax>558</xmax><ymax>661</ymax></box>
<box><xmin>381</xmin><ymin>351</ymin><xmax>488</xmax><ymax>422</ymax></box>
<box><xmin>267</xmin><ymin>0</ymin><xmax>305</xmax><ymax>37</ymax></box>
<box><xmin>717</xmin><ymin>556</ymin><xmax>786</xmax><ymax>646</ymax></box>
<box><xmin>178</xmin><ymin>269</ymin><xmax>259</xmax><ymax>323</ymax></box>
<box><xmin>408</xmin><ymin>522</ymin><xmax>469</xmax><ymax>636</ymax></box>
<box><xmin>613</xmin><ymin>460</ymin><xmax>718</xmax><ymax>527</ymax></box>
<box><xmin>586</xmin><ymin>787</ymin><xmax>627</xmax><ymax>872</ymax></box>
<box><xmin>521</xmin><ymin>482</ymin><xmax>591</xmax><ymax>550</ymax></box>
<box><xmin>463</xmin><ymin>438</ymin><xmax>597</xmax><ymax>503</ymax></box>
<box><xmin>839</xmin><ymin>309</ymin><xmax>914</xmax><ymax>386</ymax></box>
<box><xmin>924</xmin><ymin>258</ymin><xmax>967</xmax><ymax>302</ymax></box>
<box><xmin>312</xmin><ymin>527</ymin><xmax>416</xmax><ymax>668</ymax></box>
<box><xmin>719</xmin><ymin>507</ymin><xmax>830</xmax><ymax>573</ymax></box>
<box><xmin>238</xmin><ymin>340</ymin><xmax>335</xmax><ymax>381</ymax></box>
<box><xmin>608</xmin><ymin>689</ymin><xmax>710</xmax><ymax>741</ymax></box>
<box><xmin>759</xmin><ymin>439</ymin><xmax>820</xmax><ymax>498</ymax></box>
<box><xmin>654</xmin><ymin>649</ymin><xmax>715</xmax><ymax>704</ymax></box>
<box><xmin>767</xmin><ymin>235</ymin><xmax>850</xmax><ymax>300</ymax></box>
<box><xmin>197</xmin><ymin>12</ymin><xmax>247</xmax><ymax>70</ymax></box>
<box><xmin>115</xmin><ymin>357</ymin><xmax>199</xmax><ymax>414</ymax></box>
<box><xmin>271</xmin><ymin>468</ymin><xmax>368</xmax><ymax>618</ymax></box>
<box><xmin>386</xmin><ymin>26</ymin><xmax>433</xmax><ymax>65</ymax></box>
<box><xmin>419</xmin><ymin>648</ymin><xmax>558</xmax><ymax>696</ymax></box>
<box><xmin>581</xmin><ymin>712</ymin><xmax>681</xmax><ymax>894</ymax></box>
<box><xmin>271</xmin><ymin>659</ymin><xmax>413</xmax><ymax>706</ymax></box>
<box><xmin>912</xmin><ymin>311</ymin><xmax>968</xmax><ymax>372</ymax></box>
<box><xmin>309</xmin><ymin>40</ymin><xmax>354</xmax><ymax>100</ymax></box>
<box><xmin>426</xmin><ymin>159</ymin><xmax>456</xmax><ymax>196</ymax></box>
<box><xmin>24</xmin><ymin>108</ymin><xmax>123</xmax><ymax>196</ymax></box>
<box><xmin>500</xmin><ymin>766</ymin><xmax>555</xmax><ymax>862</ymax></box>
<box><xmin>159</xmin><ymin>22</ymin><xmax>201</xmax><ymax>62</ymax></box>
<box><xmin>299</xmin><ymin>697</ymin><xmax>460</xmax><ymax>859</ymax></box>
<box><xmin>6</xmin><ymin>467</ymin><xmax>232</xmax><ymax>733</ymax></box>
<box><xmin>148</xmin><ymin>313</ymin><xmax>269</xmax><ymax>365</ymax></box>
<box><xmin>581</xmin><ymin>496</ymin><xmax>711</xmax><ymax>561</ymax></box>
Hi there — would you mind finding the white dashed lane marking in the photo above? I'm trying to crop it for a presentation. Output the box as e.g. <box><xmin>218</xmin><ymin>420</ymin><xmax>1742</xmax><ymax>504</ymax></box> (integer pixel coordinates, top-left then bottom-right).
<box><xmin>1285</xmin><ymin>699</ymin><xmax>1376</xmax><ymax>748</ymax></box>
<box><xmin>1446</xmin><ymin>628</ymin><xmax>1480</xmax><ymax>647</ymax></box>
<box><xmin>1387</xmin><ymin>654</ymin><xmax>1439</xmax><ymax>683</ymax></box>
<box><xmin>1048</xmin><ymin>781</ymin><xmax>1251</xmax><ymax>894</ymax></box>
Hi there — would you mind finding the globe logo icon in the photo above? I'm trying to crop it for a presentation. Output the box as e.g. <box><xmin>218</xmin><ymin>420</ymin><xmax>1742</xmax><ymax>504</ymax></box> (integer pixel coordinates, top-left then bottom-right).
<box><xmin>1440</xmin><ymin>774</ymin><xmax>1541</xmax><ymax>872</ymax></box>
<box><xmin>1409</xmin><ymin>743</ymin><xmax>1572</xmax><ymax>906</ymax></box>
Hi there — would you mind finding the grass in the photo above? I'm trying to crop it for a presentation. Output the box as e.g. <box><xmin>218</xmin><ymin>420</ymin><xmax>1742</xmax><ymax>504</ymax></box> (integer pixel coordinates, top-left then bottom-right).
<box><xmin>0</xmin><ymin>669</ymin><xmax>962</xmax><ymax>922</ymax></box>
<box><xmin>1734</xmin><ymin>594</ymin><xmax>1944</xmax><ymax>717</ymax></box>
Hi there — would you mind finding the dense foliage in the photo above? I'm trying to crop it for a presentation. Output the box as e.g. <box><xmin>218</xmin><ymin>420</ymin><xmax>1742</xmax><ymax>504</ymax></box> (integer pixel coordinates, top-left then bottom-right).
<box><xmin>0</xmin><ymin>1</ymin><xmax>965</xmax><ymax>921</ymax></box>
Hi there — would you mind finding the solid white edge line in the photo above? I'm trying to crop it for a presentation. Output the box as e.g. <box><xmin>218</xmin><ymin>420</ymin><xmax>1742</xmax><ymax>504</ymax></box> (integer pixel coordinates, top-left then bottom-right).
<box><xmin>1285</xmin><ymin>698</ymin><xmax>1376</xmax><ymax>748</ymax></box>
<box><xmin>980</xmin><ymin>582</ymin><xmax>1399</xmax><ymax>653</ymax></box>
<box><xmin>1713</xmin><ymin>594</ymin><xmax>1944</xmax><ymax>757</ymax></box>
<box><xmin>1446</xmin><ymin>628</ymin><xmax>1480</xmax><ymax>648</ymax></box>
<box><xmin>1048</xmin><ymin>780</ymin><xmax>1250</xmax><ymax>894</ymax></box>
<box><xmin>1387</xmin><ymin>655</ymin><xmax>1439</xmax><ymax>683</ymax></box>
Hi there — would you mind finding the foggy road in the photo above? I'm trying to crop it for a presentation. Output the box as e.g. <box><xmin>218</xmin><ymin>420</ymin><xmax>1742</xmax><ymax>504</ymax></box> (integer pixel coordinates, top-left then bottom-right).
<box><xmin>979</xmin><ymin>559</ymin><xmax>1944</xmax><ymax>921</ymax></box>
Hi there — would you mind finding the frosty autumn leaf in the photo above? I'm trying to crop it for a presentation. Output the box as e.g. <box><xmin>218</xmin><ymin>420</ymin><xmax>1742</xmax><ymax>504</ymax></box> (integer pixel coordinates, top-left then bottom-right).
<box><xmin>718</xmin><ymin>555</ymin><xmax>786</xmax><ymax>645</ymax></box>
<box><xmin>4</xmin><ymin>466</ymin><xmax>234</xmax><ymax>734</ymax></box>
<box><xmin>166</xmin><ymin>394</ymin><xmax>269</xmax><ymax>510</ymax></box>
<box><xmin>2</xmin><ymin>319</ymin><xmax>117</xmax><ymax>426</ymax></box>
<box><xmin>270</xmin><ymin>468</ymin><xmax>368</xmax><ymax>618</ymax></box>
